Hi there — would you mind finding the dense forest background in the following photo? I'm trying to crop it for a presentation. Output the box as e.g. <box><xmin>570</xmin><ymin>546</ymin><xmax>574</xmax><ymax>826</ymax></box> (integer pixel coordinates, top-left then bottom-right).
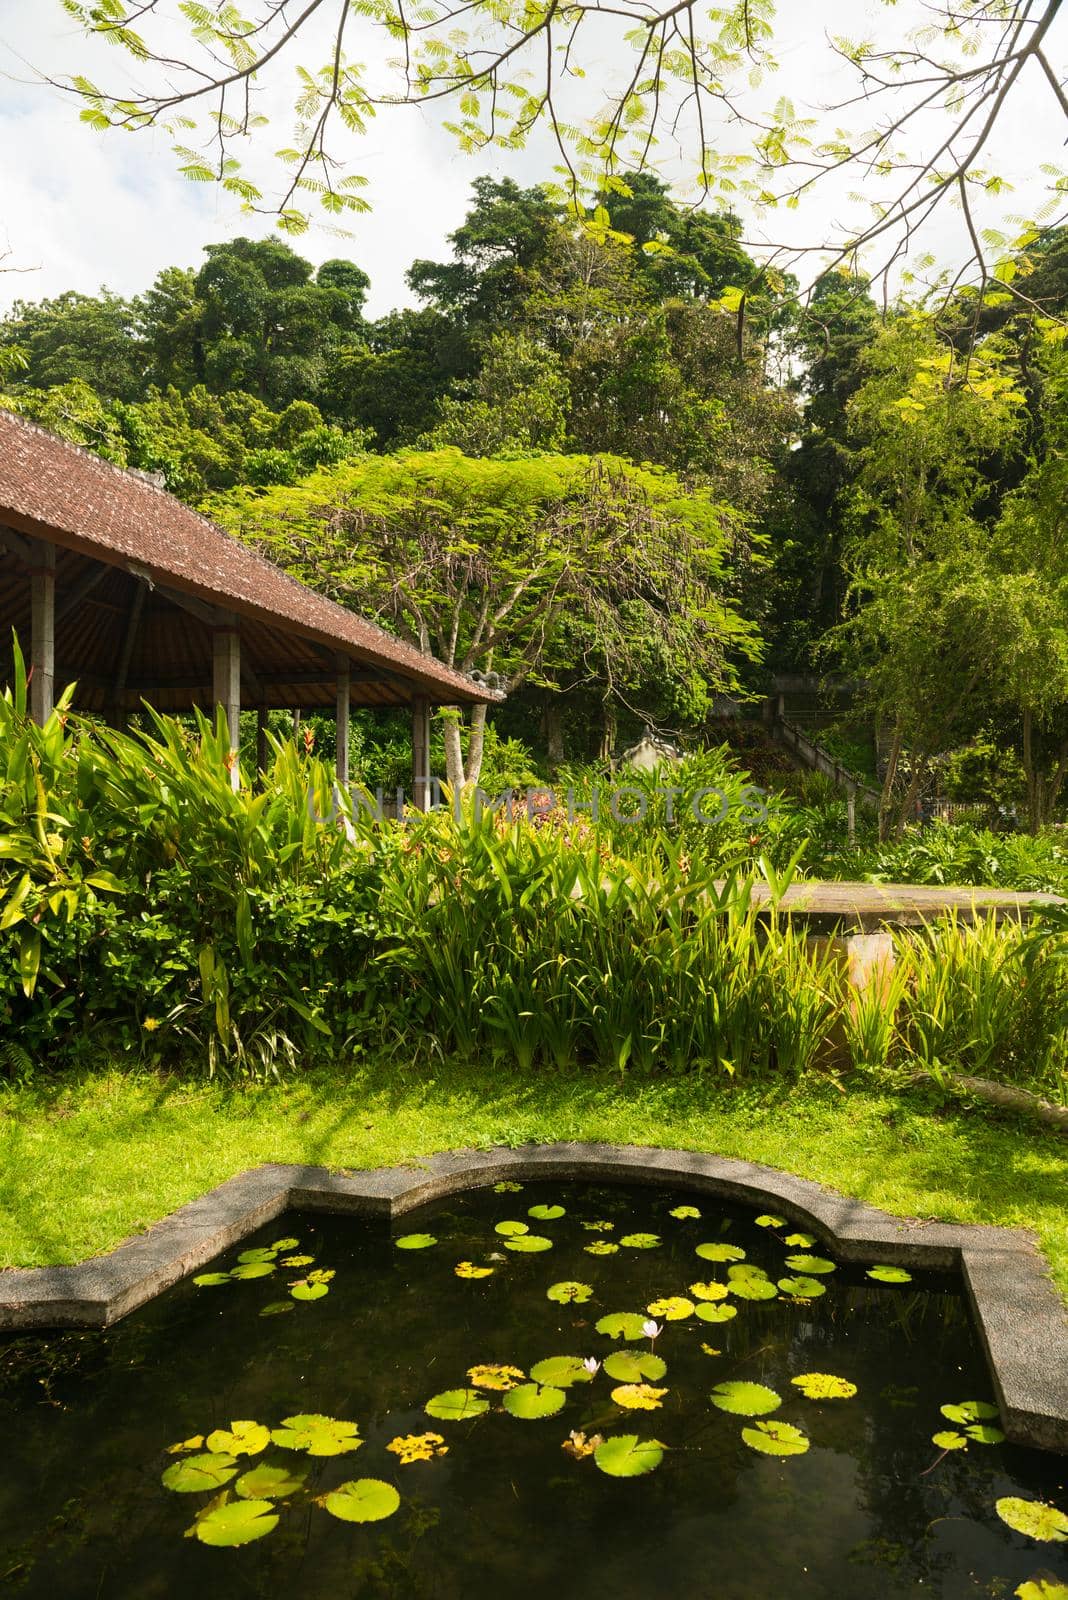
<box><xmin>2</xmin><ymin>175</ymin><xmax>1067</xmax><ymax>830</ymax></box>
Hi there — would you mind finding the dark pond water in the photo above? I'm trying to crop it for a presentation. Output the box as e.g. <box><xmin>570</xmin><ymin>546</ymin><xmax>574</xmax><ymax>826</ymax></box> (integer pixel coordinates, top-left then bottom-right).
<box><xmin>1</xmin><ymin>1180</ymin><xmax>1066</xmax><ymax>1599</ymax></box>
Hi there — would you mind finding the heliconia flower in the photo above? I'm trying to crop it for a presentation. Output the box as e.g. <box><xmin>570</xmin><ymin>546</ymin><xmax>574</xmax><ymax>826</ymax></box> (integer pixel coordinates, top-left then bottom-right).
<box><xmin>583</xmin><ymin>1357</ymin><xmax>600</xmax><ymax>1375</ymax></box>
<box><xmin>642</xmin><ymin>1320</ymin><xmax>662</xmax><ymax>1341</ymax></box>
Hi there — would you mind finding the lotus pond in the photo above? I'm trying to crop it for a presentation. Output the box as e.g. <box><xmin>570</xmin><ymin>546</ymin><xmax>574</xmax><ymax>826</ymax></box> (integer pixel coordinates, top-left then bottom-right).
<box><xmin>2</xmin><ymin>1181</ymin><xmax>1066</xmax><ymax>1599</ymax></box>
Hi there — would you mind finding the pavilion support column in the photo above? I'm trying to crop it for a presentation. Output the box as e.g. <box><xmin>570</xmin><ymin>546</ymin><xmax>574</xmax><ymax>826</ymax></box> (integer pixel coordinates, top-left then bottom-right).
<box><xmin>411</xmin><ymin>696</ymin><xmax>431</xmax><ymax>812</ymax></box>
<box><xmin>212</xmin><ymin>616</ymin><xmax>241</xmax><ymax>790</ymax></box>
<box><xmin>28</xmin><ymin>539</ymin><xmax>56</xmax><ymax>726</ymax></box>
<box><xmin>335</xmin><ymin>655</ymin><xmax>350</xmax><ymax>786</ymax></box>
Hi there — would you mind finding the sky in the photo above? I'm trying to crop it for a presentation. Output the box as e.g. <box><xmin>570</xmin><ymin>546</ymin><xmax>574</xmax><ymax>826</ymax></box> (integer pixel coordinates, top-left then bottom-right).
<box><xmin>0</xmin><ymin>0</ymin><xmax>1062</xmax><ymax>320</ymax></box>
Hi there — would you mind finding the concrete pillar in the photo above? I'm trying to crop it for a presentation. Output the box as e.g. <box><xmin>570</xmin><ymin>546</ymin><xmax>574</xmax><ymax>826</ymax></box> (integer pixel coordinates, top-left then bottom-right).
<box><xmin>212</xmin><ymin>619</ymin><xmax>241</xmax><ymax>790</ymax></box>
<box><xmin>411</xmin><ymin>696</ymin><xmax>431</xmax><ymax>811</ymax></box>
<box><xmin>28</xmin><ymin>539</ymin><xmax>55</xmax><ymax>725</ymax></box>
<box><xmin>335</xmin><ymin>655</ymin><xmax>350</xmax><ymax>786</ymax></box>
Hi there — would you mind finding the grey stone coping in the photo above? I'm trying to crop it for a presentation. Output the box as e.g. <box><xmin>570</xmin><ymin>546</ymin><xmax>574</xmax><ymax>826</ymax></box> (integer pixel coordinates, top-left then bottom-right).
<box><xmin>1</xmin><ymin>1142</ymin><xmax>1065</xmax><ymax>1454</ymax></box>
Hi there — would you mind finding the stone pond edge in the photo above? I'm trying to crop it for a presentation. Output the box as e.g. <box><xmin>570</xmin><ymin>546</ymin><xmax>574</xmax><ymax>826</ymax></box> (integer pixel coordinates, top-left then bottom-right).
<box><xmin>1</xmin><ymin>1141</ymin><xmax>1066</xmax><ymax>1453</ymax></box>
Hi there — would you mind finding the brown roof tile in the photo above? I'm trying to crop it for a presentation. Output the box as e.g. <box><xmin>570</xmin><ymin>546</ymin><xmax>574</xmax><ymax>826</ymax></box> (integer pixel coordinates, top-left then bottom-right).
<box><xmin>0</xmin><ymin>409</ymin><xmax>494</xmax><ymax>704</ymax></box>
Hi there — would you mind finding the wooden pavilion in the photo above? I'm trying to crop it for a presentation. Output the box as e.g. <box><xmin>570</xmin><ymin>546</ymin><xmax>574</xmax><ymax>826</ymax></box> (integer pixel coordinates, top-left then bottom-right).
<box><xmin>0</xmin><ymin>411</ymin><xmax>499</xmax><ymax>797</ymax></box>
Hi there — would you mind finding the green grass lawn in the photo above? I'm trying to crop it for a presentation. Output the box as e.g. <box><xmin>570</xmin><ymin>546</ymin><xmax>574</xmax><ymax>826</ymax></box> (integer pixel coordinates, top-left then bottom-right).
<box><xmin>2</xmin><ymin>1058</ymin><xmax>1066</xmax><ymax>1303</ymax></box>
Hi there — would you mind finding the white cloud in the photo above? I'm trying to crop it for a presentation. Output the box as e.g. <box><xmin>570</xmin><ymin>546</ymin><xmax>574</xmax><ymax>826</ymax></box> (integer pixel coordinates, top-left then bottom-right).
<box><xmin>0</xmin><ymin>0</ymin><xmax>1061</xmax><ymax>317</ymax></box>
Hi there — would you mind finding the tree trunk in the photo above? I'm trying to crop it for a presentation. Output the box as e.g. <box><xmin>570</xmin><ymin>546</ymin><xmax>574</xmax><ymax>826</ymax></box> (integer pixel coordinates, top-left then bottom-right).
<box><xmin>465</xmin><ymin>703</ymin><xmax>488</xmax><ymax>788</ymax></box>
<box><xmin>1022</xmin><ymin>706</ymin><xmax>1042</xmax><ymax>833</ymax></box>
<box><xmin>1048</xmin><ymin>736</ymin><xmax>1068</xmax><ymax>821</ymax></box>
<box><xmin>879</xmin><ymin>723</ymin><xmax>902</xmax><ymax>843</ymax></box>
<box><xmin>544</xmin><ymin>699</ymin><xmax>565</xmax><ymax>772</ymax></box>
<box><xmin>598</xmin><ymin>700</ymin><xmax>617</xmax><ymax>765</ymax></box>
<box><xmin>442</xmin><ymin>711</ymin><xmax>464</xmax><ymax>793</ymax></box>
<box><xmin>894</xmin><ymin>759</ymin><xmax>927</xmax><ymax>839</ymax></box>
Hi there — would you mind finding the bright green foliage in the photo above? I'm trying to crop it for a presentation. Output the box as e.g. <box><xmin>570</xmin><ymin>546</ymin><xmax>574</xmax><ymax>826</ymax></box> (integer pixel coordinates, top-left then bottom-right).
<box><xmin>995</xmin><ymin>1498</ymin><xmax>1068</xmax><ymax>1543</ymax></box>
<box><xmin>395</xmin><ymin>1233</ymin><xmax>437</xmax><ymax>1250</ymax></box>
<box><xmin>741</xmin><ymin>1420</ymin><xmax>809</xmax><ymax>1456</ymax></box>
<box><xmin>321</xmin><ymin>1479</ymin><xmax>401</xmax><ymax>1523</ymax></box>
<box><xmin>528</xmin><ymin>1357</ymin><xmax>594</xmax><ymax>1388</ymax></box>
<box><xmin>424</xmin><ymin>1389</ymin><xmax>490</xmax><ymax>1422</ymax></box>
<box><xmin>790</xmin><ymin>1373</ymin><xmax>857</xmax><ymax>1401</ymax></box>
<box><xmin>503</xmin><ymin>1383</ymin><xmax>566</xmax><ymax>1419</ymax></box>
<box><xmin>546</xmin><ymin>1281</ymin><xmax>593</xmax><ymax>1304</ymax></box>
<box><xmin>595</xmin><ymin>1313</ymin><xmax>650</xmax><ymax>1341</ymax></box>
<box><xmin>603</xmin><ymin>1351</ymin><xmax>667</xmax><ymax>1383</ymax></box>
<box><xmin>709</xmin><ymin>1382</ymin><xmax>782</xmax><ymax>1417</ymax></box>
<box><xmin>205</xmin><ymin>1421</ymin><xmax>270</xmax><ymax>1457</ymax></box>
<box><xmin>162</xmin><ymin>1454</ymin><xmax>239</xmax><ymax>1493</ymax></box>
<box><xmin>185</xmin><ymin>1494</ymin><xmax>279</xmax><ymax>1546</ymax></box>
<box><xmin>593</xmin><ymin>1434</ymin><xmax>665</xmax><ymax>1478</ymax></box>
<box><xmin>270</xmin><ymin>1415</ymin><xmax>362</xmax><ymax>1456</ymax></box>
<box><xmin>234</xmin><ymin>1464</ymin><xmax>307</xmax><ymax>1500</ymax></box>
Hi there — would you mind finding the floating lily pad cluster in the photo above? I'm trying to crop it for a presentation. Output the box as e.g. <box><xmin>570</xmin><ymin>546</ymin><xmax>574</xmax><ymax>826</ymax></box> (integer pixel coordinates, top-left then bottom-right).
<box><xmin>162</xmin><ymin>1186</ymin><xmax>1067</xmax><ymax>1579</ymax></box>
<box><xmin>161</xmin><ymin>1412</ymin><xmax>402</xmax><ymax>1547</ymax></box>
<box><xmin>192</xmin><ymin>1235</ymin><xmax>335</xmax><ymax>1314</ymax></box>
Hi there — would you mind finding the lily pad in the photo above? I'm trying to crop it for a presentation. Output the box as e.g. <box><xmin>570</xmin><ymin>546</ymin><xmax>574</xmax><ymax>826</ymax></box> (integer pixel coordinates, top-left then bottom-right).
<box><xmin>259</xmin><ymin>1300</ymin><xmax>295</xmax><ymax>1317</ymax></box>
<box><xmin>279</xmin><ymin>1254</ymin><xmax>315</xmax><ymax>1268</ymax></box>
<box><xmin>270</xmin><ymin>1414</ymin><xmax>362</xmax><ymax>1456</ymax></box>
<box><xmin>867</xmin><ymin>1265</ymin><xmax>913</xmax><ymax>1284</ymax></box>
<box><xmin>790</xmin><ymin>1373</ymin><xmax>857</xmax><ymax>1401</ymax></box>
<box><xmin>166</xmin><ymin>1436</ymin><xmax>204</xmax><ymax>1455</ymax></box>
<box><xmin>668</xmin><ymin>1205</ymin><xmax>701</xmax><ymax>1220</ymax></box>
<box><xmin>395</xmin><ymin>1233</ymin><xmax>437</xmax><ymax>1250</ymax></box>
<box><xmin>611</xmin><ymin>1383</ymin><xmax>667</xmax><ymax>1410</ymax></box>
<box><xmin>290</xmin><ymin>1280</ymin><xmax>330</xmax><ymax>1302</ymax></box>
<box><xmin>741</xmin><ymin>1420</ymin><xmax>809</xmax><ymax>1456</ymax></box>
<box><xmin>237</xmin><ymin>1247</ymin><xmax>278</xmax><ymax>1265</ymax></box>
<box><xmin>1015</xmin><ymin>1577</ymin><xmax>1068</xmax><ymax>1599</ymax></box>
<box><xmin>727</xmin><ymin>1273</ymin><xmax>778</xmax><ymax>1302</ymax></box>
<box><xmin>271</xmin><ymin>1237</ymin><xmax>300</xmax><ymax>1251</ymax></box>
<box><xmin>646</xmin><ymin>1296</ymin><xmax>694</xmax><ymax>1321</ymax></box>
<box><xmin>784</xmin><ymin>1232</ymin><xmax>817</xmax><ymax>1249</ymax></box>
<box><xmin>695</xmin><ymin>1242</ymin><xmax>746</xmax><ymax>1262</ymax></box>
<box><xmin>192</xmin><ymin>1272</ymin><xmax>231</xmax><ymax>1288</ymax></box>
<box><xmin>495</xmin><ymin>1220</ymin><xmax>529</xmax><ymax>1237</ymax></box>
<box><xmin>585</xmin><ymin>1241</ymin><xmax>620</xmax><ymax>1255</ymax></box>
<box><xmin>581</xmin><ymin>1220</ymin><xmax>614</xmax><ymax>1232</ymax></box>
<box><xmin>755</xmin><ymin>1215</ymin><xmax>786</xmax><ymax>1229</ymax></box>
<box><xmin>778</xmin><ymin>1276</ymin><xmax>826</xmax><ymax>1299</ymax></box>
<box><xmin>689</xmin><ymin>1280</ymin><xmax>729</xmax><ymax>1302</ymax></box>
<box><xmin>547</xmin><ymin>1281</ymin><xmax>594</xmax><ymax>1304</ymax></box>
<box><xmin>425</xmin><ymin>1388</ymin><xmax>490</xmax><ymax>1422</ymax></box>
<box><xmin>940</xmin><ymin>1399</ymin><xmax>1000</xmax><ymax>1425</ymax></box>
<box><xmin>493</xmin><ymin>1181</ymin><xmax>523</xmax><ymax>1193</ymax></box>
<box><xmin>528</xmin><ymin>1204</ymin><xmax>566</xmax><ymax>1221</ymax></box>
<box><xmin>162</xmin><ymin>1453</ymin><xmax>239</xmax><ymax>1493</ymax></box>
<box><xmin>783</xmin><ymin>1254</ymin><xmax>836</xmax><ymax>1275</ymax></box>
<box><xmin>965</xmin><ymin>1423</ymin><xmax>1005</xmax><ymax>1445</ymax></box>
<box><xmin>234</xmin><ymin>1463</ymin><xmax>307</xmax><ymax>1499</ymax></box>
<box><xmin>932</xmin><ymin>1430</ymin><xmax>969</xmax><ymax>1450</ymax></box>
<box><xmin>387</xmin><ymin>1432</ymin><xmax>448</xmax><ymax>1464</ymax></box>
<box><xmin>995</xmin><ymin>1498</ymin><xmax>1068</xmax><ymax>1543</ymax></box>
<box><xmin>321</xmin><ymin>1478</ymin><xmax>400</xmax><ymax>1524</ymax></box>
<box><xmin>695</xmin><ymin>1301</ymin><xmax>738</xmax><ymax>1323</ymax></box>
<box><xmin>595</xmin><ymin>1312</ymin><xmax>650</xmax><ymax>1341</ymax></box>
<box><xmin>467</xmin><ymin>1363</ymin><xmax>525</xmax><ymax>1391</ymax></box>
<box><xmin>593</xmin><ymin>1434</ymin><xmax>665</xmax><ymax>1477</ymax></box>
<box><xmin>455</xmin><ymin>1261</ymin><xmax>495</xmax><ymax>1279</ymax></box>
<box><xmin>529</xmin><ymin>1355</ymin><xmax>596</xmax><ymax>1389</ymax></box>
<box><xmin>205</xmin><ymin>1420</ymin><xmax>270</xmax><ymax>1457</ymax></box>
<box><xmin>710</xmin><ymin>1381</ymin><xmax>782</xmax><ymax>1417</ymax></box>
<box><xmin>185</xmin><ymin>1494</ymin><xmax>278</xmax><ymax>1546</ymax></box>
<box><xmin>619</xmin><ymin>1233</ymin><xmax>661</xmax><ymax>1249</ymax></box>
<box><xmin>505</xmin><ymin>1234</ymin><xmax>553</xmax><ymax>1253</ymax></box>
<box><xmin>603</xmin><ymin>1350</ymin><xmax>667</xmax><ymax>1383</ymax></box>
<box><xmin>230</xmin><ymin>1262</ymin><xmax>276</xmax><ymax>1281</ymax></box>
<box><xmin>503</xmin><ymin>1383</ymin><xmax>566</xmax><ymax>1419</ymax></box>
